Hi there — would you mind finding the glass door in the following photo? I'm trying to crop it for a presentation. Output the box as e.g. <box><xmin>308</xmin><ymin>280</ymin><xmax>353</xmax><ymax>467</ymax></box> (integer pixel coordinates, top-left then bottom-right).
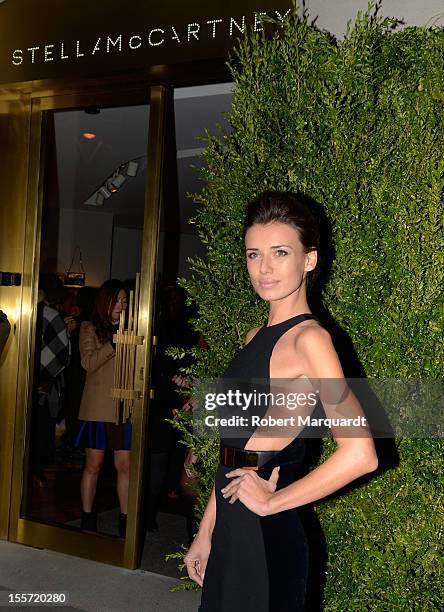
<box><xmin>9</xmin><ymin>85</ymin><xmax>169</xmax><ymax>568</ymax></box>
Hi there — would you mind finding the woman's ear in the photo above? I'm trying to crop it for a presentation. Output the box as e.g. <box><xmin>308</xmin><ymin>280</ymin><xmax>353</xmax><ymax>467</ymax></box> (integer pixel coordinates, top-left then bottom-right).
<box><xmin>305</xmin><ymin>249</ymin><xmax>317</xmax><ymax>272</ymax></box>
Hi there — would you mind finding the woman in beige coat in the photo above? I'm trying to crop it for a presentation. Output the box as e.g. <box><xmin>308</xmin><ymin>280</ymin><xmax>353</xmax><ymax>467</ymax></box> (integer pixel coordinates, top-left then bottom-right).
<box><xmin>75</xmin><ymin>279</ymin><xmax>130</xmax><ymax>536</ymax></box>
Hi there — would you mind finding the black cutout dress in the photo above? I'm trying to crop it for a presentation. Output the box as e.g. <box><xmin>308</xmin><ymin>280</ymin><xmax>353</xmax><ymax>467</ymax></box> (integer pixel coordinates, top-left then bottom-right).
<box><xmin>199</xmin><ymin>313</ymin><xmax>319</xmax><ymax>612</ymax></box>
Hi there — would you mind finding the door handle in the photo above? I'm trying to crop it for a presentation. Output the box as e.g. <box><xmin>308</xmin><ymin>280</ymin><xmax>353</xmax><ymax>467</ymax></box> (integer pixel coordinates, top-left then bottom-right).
<box><xmin>111</xmin><ymin>272</ymin><xmax>144</xmax><ymax>423</ymax></box>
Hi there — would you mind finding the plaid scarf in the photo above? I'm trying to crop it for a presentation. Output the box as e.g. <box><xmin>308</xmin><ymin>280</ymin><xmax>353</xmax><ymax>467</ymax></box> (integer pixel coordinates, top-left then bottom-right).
<box><xmin>40</xmin><ymin>305</ymin><xmax>70</xmax><ymax>380</ymax></box>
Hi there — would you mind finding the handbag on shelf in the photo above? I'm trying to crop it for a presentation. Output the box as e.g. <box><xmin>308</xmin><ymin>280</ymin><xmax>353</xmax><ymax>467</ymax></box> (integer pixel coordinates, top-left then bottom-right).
<box><xmin>64</xmin><ymin>247</ymin><xmax>86</xmax><ymax>287</ymax></box>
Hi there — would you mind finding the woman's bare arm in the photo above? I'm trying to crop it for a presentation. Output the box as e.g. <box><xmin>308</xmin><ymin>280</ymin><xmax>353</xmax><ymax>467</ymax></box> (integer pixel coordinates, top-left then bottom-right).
<box><xmin>193</xmin><ymin>327</ymin><xmax>260</xmax><ymax>537</ymax></box>
<box><xmin>221</xmin><ymin>325</ymin><xmax>378</xmax><ymax>515</ymax></box>
<box><xmin>267</xmin><ymin>326</ymin><xmax>378</xmax><ymax>514</ymax></box>
<box><xmin>194</xmin><ymin>485</ymin><xmax>216</xmax><ymax>540</ymax></box>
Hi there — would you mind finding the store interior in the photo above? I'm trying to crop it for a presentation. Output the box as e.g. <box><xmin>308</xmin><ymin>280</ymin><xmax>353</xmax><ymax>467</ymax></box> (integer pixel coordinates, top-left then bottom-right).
<box><xmin>24</xmin><ymin>82</ymin><xmax>233</xmax><ymax>575</ymax></box>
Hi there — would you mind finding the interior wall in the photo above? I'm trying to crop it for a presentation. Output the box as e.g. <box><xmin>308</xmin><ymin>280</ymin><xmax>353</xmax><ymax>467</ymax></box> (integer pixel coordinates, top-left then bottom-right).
<box><xmin>111</xmin><ymin>226</ymin><xmax>143</xmax><ymax>281</ymax></box>
<box><xmin>56</xmin><ymin>209</ymin><xmax>114</xmax><ymax>288</ymax></box>
<box><xmin>47</xmin><ymin>211</ymin><xmax>149</xmax><ymax>287</ymax></box>
<box><xmin>155</xmin><ymin>231</ymin><xmax>205</xmax><ymax>281</ymax></box>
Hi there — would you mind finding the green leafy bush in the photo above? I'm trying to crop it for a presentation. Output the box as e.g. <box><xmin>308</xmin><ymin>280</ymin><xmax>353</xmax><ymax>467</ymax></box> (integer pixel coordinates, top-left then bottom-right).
<box><xmin>166</xmin><ymin>3</ymin><xmax>444</xmax><ymax>609</ymax></box>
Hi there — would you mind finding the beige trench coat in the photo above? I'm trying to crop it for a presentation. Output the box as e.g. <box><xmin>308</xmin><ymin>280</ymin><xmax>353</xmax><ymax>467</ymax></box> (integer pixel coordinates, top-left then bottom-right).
<box><xmin>78</xmin><ymin>321</ymin><xmax>118</xmax><ymax>423</ymax></box>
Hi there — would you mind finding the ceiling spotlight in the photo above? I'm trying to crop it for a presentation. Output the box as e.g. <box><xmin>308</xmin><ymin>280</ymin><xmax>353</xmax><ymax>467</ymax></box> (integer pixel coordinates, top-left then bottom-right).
<box><xmin>84</xmin><ymin>192</ymin><xmax>104</xmax><ymax>206</ymax></box>
<box><xmin>99</xmin><ymin>186</ymin><xmax>112</xmax><ymax>199</ymax></box>
<box><xmin>110</xmin><ymin>172</ymin><xmax>126</xmax><ymax>190</ymax></box>
<box><xmin>126</xmin><ymin>160</ymin><xmax>139</xmax><ymax>177</ymax></box>
<box><xmin>83</xmin><ymin>132</ymin><xmax>96</xmax><ymax>140</ymax></box>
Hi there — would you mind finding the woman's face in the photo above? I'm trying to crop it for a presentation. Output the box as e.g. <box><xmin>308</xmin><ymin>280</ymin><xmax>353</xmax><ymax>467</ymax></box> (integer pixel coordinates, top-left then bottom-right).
<box><xmin>110</xmin><ymin>289</ymin><xmax>127</xmax><ymax>322</ymax></box>
<box><xmin>245</xmin><ymin>222</ymin><xmax>317</xmax><ymax>301</ymax></box>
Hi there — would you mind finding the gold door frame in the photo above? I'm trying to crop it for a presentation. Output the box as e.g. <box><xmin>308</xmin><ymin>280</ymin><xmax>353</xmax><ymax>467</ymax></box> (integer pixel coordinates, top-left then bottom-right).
<box><xmin>1</xmin><ymin>78</ymin><xmax>169</xmax><ymax>569</ymax></box>
<box><xmin>0</xmin><ymin>88</ymin><xmax>33</xmax><ymax>542</ymax></box>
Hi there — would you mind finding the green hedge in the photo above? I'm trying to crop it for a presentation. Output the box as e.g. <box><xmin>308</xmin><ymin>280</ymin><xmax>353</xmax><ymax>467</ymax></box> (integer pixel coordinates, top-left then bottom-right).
<box><xmin>166</xmin><ymin>3</ymin><xmax>444</xmax><ymax>609</ymax></box>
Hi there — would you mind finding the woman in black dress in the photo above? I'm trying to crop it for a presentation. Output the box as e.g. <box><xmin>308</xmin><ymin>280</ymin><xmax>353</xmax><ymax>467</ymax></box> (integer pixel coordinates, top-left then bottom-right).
<box><xmin>185</xmin><ymin>192</ymin><xmax>378</xmax><ymax>611</ymax></box>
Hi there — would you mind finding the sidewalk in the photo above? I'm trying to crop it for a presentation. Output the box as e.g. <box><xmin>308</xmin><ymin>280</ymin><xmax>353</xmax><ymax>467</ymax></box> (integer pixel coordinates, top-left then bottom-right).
<box><xmin>0</xmin><ymin>541</ymin><xmax>201</xmax><ymax>612</ymax></box>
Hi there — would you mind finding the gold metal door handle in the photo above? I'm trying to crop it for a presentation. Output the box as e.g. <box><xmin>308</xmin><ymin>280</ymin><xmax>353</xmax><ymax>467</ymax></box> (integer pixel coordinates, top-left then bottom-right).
<box><xmin>111</xmin><ymin>272</ymin><xmax>144</xmax><ymax>423</ymax></box>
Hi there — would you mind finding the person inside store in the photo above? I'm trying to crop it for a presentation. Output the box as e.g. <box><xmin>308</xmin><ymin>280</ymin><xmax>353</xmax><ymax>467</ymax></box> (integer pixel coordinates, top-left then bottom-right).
<box><xmin>143</xmin><ymin>282</ymin><xmax>198</xmax><ymax>534</ymax></box>
<box><xmin>61</xmin><ymin>286</ymin><xmax>97</xmax><ymax>453</ymax></box>
<box><xmin>184</xmin><ymin>191</ymin><xmax>378</xmax><ymax>612</ymax></box>
<box><xmin>31</xmin><ymin>273</ymin><xmax>73</xmax><ymax>486</ymax></box>
<box><xmin>75</xmin><ymin>279</ymin><xmax>129</xmax><ymax>537</ymax></box>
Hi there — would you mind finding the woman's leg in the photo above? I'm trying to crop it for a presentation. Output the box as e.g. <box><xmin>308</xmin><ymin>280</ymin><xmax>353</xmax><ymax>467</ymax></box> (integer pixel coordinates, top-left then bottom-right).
<box><xmin>114</xmin><ymin>449</ymin><xmax>131</xmax><ymax>513</ymax></box>
<box><xmin>80</xmin><ymin>448</ymin><xmax>105</xmax><ymax>512</ymax></box>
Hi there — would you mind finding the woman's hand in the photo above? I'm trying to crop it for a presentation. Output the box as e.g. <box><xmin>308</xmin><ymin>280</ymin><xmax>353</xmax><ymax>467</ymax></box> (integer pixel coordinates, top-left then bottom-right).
<box><xmin>221</xmin><ymin>467</ymin><xmax>280</xmax><ymax>516</ymax></box>
<box><xmin>184</xmin><ymin>533</ymin><xmax>212</xmax><ymax>587</ymax></box>
<box><xmin>172</xmin><ymin>398</ymin><xmax>197</xmax><ymax>421</ymax></box>
<box><xmin>64</xmin><ymin>316</ymin><xmax>77</xmax><ymax>337</ymax></box>
<box><xmin>172</xmin><ymin>374</ymin><xmax>190</xmax><ymax>388</ymax></box>
<box><xmin>183</xmin><ymin>447</ymin><xmax>198</xmax><ymax>479</ymax></box>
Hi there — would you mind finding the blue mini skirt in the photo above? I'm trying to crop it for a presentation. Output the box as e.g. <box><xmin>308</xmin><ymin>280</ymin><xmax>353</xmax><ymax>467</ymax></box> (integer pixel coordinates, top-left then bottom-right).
<box><xmin>75</xmin><ymin>420</ymin><xmax>132</xmax><ymax>451</ymax></box>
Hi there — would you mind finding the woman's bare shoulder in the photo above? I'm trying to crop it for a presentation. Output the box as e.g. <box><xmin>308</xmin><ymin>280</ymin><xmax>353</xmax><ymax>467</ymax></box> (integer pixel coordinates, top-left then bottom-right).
<box><xmin>244</xmin><ymin>326</ymin><xmax>262</xmax><ymax>346</ymax></box>
<box><xmin>295</xmin><ymin>323</ymin><xmax>343</xmax><ymax>376</ymax></box>
<box><xmin>296</xmin><ymin>322</ymin><xmax>332</xmax><ymax>345</ymax></box>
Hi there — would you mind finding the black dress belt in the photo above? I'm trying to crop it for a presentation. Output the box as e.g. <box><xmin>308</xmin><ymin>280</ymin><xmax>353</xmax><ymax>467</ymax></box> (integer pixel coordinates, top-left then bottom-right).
<box><xmin>220</xmin><ymin>442</ymin><xmax>280</xmax><ymax>471</ymax></box>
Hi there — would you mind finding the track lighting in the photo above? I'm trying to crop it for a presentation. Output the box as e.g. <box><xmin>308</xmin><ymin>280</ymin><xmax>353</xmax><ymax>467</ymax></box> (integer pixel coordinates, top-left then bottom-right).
<box><xmin>110</xmin><ymin>172</ymin><xmax>126</xmax><ymax>190</ymax></box>
<box><xmin>84</xmin><ymin>156</ymin><xmax>146</xmax><ymax>206</ymax></box>
<box><xmin>126</xmin><ymin>160</ymin><xmax>139</xmax><ymax>177</ymax></box>
<box><xmin>95</xmin><ymin>192</ymin><xmax>105</xmax><ymax>206</ymax></box>
<box><xmin>99</xmin><ymin>186</ymin><xmax>112</xmax><ymax>199</ymax></box>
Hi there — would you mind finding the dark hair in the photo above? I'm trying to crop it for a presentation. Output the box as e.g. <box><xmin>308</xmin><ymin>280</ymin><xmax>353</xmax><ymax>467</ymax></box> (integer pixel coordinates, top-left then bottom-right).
<box><xmin>39</xmin><ymin>272</ymin><xmax>64</xmax><ymax>307</ymax></box>
<box><xmin>243</xmin><ymin>191</ymin><xmax>321</xmax><ymax>290</ymax></box>
<box><xmin>76</xmin><ymin>286</ymin><xmax>98</xmax><ymax>320</ymax></box>
<box><xmin>91</xmin><ymin>279</ymin><xmax>126</xmax><ymax>344</ymax></box>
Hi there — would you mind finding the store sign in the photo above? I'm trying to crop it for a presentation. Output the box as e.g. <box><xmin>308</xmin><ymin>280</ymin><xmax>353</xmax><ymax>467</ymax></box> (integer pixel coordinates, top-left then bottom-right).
<box><xmin>0</xmin><ymin>1</ymin><xmax>292</xmax><ymax>84</ymax></box>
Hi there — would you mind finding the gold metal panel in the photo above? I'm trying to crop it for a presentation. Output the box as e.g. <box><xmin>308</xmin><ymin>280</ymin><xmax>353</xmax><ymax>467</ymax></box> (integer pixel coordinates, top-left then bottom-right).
<box><xmin>8</xmin><ymin>99</ymin><xmax>44</xmax><ymax>541</ymax></box>
<box><xmin>0</xmin><ymin>91</ymin><xmax>32</xmax><ymax>540</ymax></box>
<box><xmin>123</xmin><ymin>85</ymin><xmax>169</xmax><ymax>569</ymax></box>
<box><xmin>17</xmin><ymin>519</ymin><xmax>124</xmax><ymax>566</ymax></box>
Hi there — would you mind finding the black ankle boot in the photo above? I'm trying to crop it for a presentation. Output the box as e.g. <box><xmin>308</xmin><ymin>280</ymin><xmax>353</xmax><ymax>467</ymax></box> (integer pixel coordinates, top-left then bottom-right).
<box><xmin>80</xmin><ymin>511</ymin><xmax>97</xmax><ymax>532</ymax></box>
<box><xmin>118</xmin><ymin>512</ymin><xmax>127</xmax><ymax>538</ymax></box>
